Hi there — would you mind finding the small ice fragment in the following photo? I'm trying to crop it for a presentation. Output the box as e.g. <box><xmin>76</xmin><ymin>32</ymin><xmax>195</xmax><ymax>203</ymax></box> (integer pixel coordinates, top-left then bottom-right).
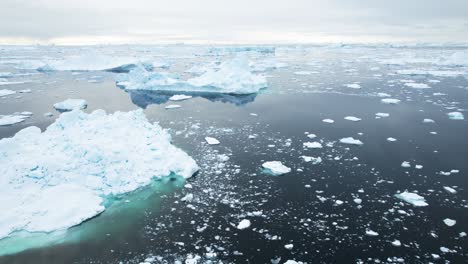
<box><xmin>423</xmin><ymin>119</ymin><xmax>435</xmax><ymax>123</ymax></box>
<box><xmin>165</xmin><ymin>104</ymin><xmax>181</xmax><ymax>109</ymax></box>
<box><xmin>181</xmin><ymin>193</ymin><xmax>194</xmax><ymax>202</ymax></box>
<box><xmin>381</xmin><ymin>98</ymin><xmax>401</xmax><ymax>104</ymax></box>
<box><xmin>303</xmin><ymin>142</ymin><xmax>323</xmax><ymax>149</ymax></box>
<box><xmin>0</xmin><ymin>114</ymin><xmax>31</xmax><ymax>126</ymax></box>
<box><xmin>205</xmin><ymin>137</ymin><xmax>220</xmax><ymax>145</ymax></box>
<box><xmin>344</xmin><ymin>116</ymin><xmax>361</xmax><ymax>122</ymax></box>
<box><xmin>335</xmin><ymin>200</ymin><xmax>344</xmax><ymax>205</ymax></box>
<box><xmin>169</xmin><ymin>94</ymin><xmax>192</xmax><ymax>101</ymax></box>
<box><xmin>395</xmin><ymin>191</ymin><xmax>428</xmax><ymax>207</ymax></box>
<box><xmin>443</xmin><ymin>186</ymin><xmax>457</xmax><ymax>194</ymax></box>
<box><xmin>345</xmin><ymin>83</ymin><xmax>361</xmax><ymax>89</ymax></box>
<box><xmin>262</xmin><ymin>161</ymin><xmax>291</xmax><ymax>176</ymax></box>
<box><xmin>322</xmin><ymin>119</ymin><xmax>334</xmax><ymax>123</ymax></box>
<box><xmin>284</xmin><ymin>244</ymin><xmax>294</xmax><ymax>250</ymax></box>
<box><xmin>443</xmin><ymin>218</ymin><xmax>456</xmax><ymax>227</ymax></box>
<box><xmin>0</xmin><ymin>89</ymin><xmax>16</xmax><ymax>97</ymax></box>
<box><xmin>301</xmin><ymin>156</ymin><xmax>322</xmax><ymax>164</ymax></box>
<box><xmin>387</xmin><ymin>137</ymin><xmax>397</xmax><ymax>142</ymax></box>
<box><xmin>18</xmin><ymin>89</ymin><xmax>32</xmax><ymax>93</ymax></box>
<box><xmin>447</xmin><ymin>112</ymin><xmax>464</xmax><ymax>120</ymax></box>
<box><xmin>53</xmin><ymin>99</ymin><xmax>87</xmax><ymax>111</ymax></box>
<box><xmin>307</xmin><ymin>133</ymin><xmax>317</xmax><ymax>139</ymax></box>
<box><xmin>339</xmin><ymin>137</ymin><xmax>363</xmax><ymax>145</ymax></box>
<box><xmin>366</xmin><ymin>230</ymin><xmax>379</xmax><ymax>236</ymax></box>
<box><xmin>353</xmin><ymin>198</ymin><xmax>362</xmax><ymax>204</ymax></box>
<box><xmin>236</xmin><ymin>219</ymin><xmax>251</xmax><ymax>230</ymax></box>
<box><xmin>44</xmin><ymin>112</ymin><xmax>53</xmax><ymax>117</ymax></box>
<box><xmin>415</xmin><ymin>165</ymin><xmax>423</xmax><ymax>169</ymax></box>
<box><xmin>404</xmin><ymin>82</ymin><xmax>430</xmax><ymax>89</ymax></box>
<box><xmin>391</xmin><ymin>240</ymin><xmax>401</xmax><ymax>247</ymax></box>
<box><xmin>376</xmin><ymin>112</ymin><xmax>390</xmax><ymax>118</ymax></box>
<box><xmin>401</xmin><ymin>161</ymin><xmax>411</xmax><ymax>168</ymax></box>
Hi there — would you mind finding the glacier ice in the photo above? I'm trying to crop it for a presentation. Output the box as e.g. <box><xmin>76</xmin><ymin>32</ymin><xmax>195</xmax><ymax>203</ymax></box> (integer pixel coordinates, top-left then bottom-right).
<box><xmin>395</xmin><ymin>191</ymin><xmax>428</xmax><ymax>207</ymax></box>
<box><xmin>0</xmin><ymin>109</ymin><xmax>198</xmax><ymax>239</ymax></box>
<box><xmin>117</xmin><ymin>56</ymin><xmax>267</xmax><ymax>95</ymax></box>
<box><xmin>262</xmin><ymin>161</ymin><xmax>291</xmax><ymax>176</ymax></box>
<box><xmin>53</xmin><ymin>99</ymin><xmax>88</xmax><ymax>111</ymax></box>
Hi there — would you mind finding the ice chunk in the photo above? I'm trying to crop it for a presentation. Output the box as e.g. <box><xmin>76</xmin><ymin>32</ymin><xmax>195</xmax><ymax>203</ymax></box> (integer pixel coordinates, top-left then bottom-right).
<box><xmin>339</xmin><ymin>137</ymin><xmax>363</xmax><ymax>145</ymax></box>
<box><xmin>344</xmin><ymin>116</ymin><xmax>361</xmax><ymax>122</ymax></box>
<box><xmin>119</xmin><ymin>57</ymin><xmax>267</xmax><ymax>94</ymax></box>
<box><xmin>165</xmin><ymin>104</ymin><xmax>181</xmax><ymax>109</ymax></box>
<box><xmin>0</xmin><ymin>109</ymin><xmax>198</xmax><ymax>239</ymax></box>
<box><xmin>443</xmin><ymin>186</ymin><xmax>457</xmax><ymax>194</ymax></box>
<box><xmin>0</xmin><ymin>112</ymin><xmax>32</xmax><ymax>126</ymax></box>
<box><xmin>381</xmin><ymin>98</ymin><xmax>401</xmax><ymax>104</ymax></box>
<box><xmin>404</xmin><ymin>82</ymin><xmax>430</xmax><ymax>89</ymax></box>
<box><xmin>443</xmin><ymin>218</ymin><xmax>456</xmax><ymax>227</ymax></box>
<box><xmin>401</xmin><ymin>161</ymin><xmax>411</xmax><ymax>168</ymax></box>
<box><xmin>447</xmin><ymin>112</ymin><xmax>464</xmax><ymax>120</ymax></box>
<box><xmin>391</xmin><ymin>240</ymin><xmax>402</xmax><ymax>247</ymax></box>
<box><xmin>236</xmin><ymin>219</ymin><xmax>251</xmax><ymax>230</ymax></box>
<box><xmin>423</xmin><ymin>119</ymin><xmax>435</xmax><ymax>123</ymax></box>
<box><xmin>262</xmin><ymin>161</ymin><xmax>291</xmax><ymax>176</ymax></box>
<box><xmin>365</xmin><ymin>229</ymin><xmax>379</xmax><ymax>236</ymax></box>
<box><xmin>205</xmin><ymin>137</ymin><xmax>220</xmax><ymax>145</ymax></box>
<box><xmin>53</xmin><ymin>99</ymin><xmax>87</xmax><ymax>111</ymax></box>
<box><xmin>397</xmin><ymin>69</ymin><xmax>466</xmax><ymax>77</ymax></box>
<box><xmin>387</xmin><ymin>137</ymin><xmax>397</xmax><ymax>142</ymax></box>
<box><xmin>0</xmin><ymin>89</ymin><xmax>16</xmax><ymax>97</ymax></box>
<box><xmin>376</xmin><ymin>112</ymin><xmax>390</xmax><ymax>118</ymax></box>
<box><xmin>395</xmin><ymin>191</ymin><xmax>428</xmax><ymax>207</ymax></box>
<box><xmin>303</xmin><ymin>142</ymin><xmax>323</xmax><ymax>149</ymax></box>
<box><xmin>344</xmin><ymin>83</ymin><xmax>361</xmax><ymax>89</ymax></box>
<box><xmin>284</xmin><ymin>244</ymin><xmax>294</xmax><ymax>250</ymax></box>
<box><xmin>301</xmin><ymin>156</ymin><xmax>322</xmax><ymax>164</ymax></box>
<box><xmin>322</xmin><ymin>119</ymin><xmax>334</xmax><ymax>123</ymax></box>
<box><xmin>169</xmin><ymin>94</ymin><xmax>192</xmax><ymax>101</ymax></box>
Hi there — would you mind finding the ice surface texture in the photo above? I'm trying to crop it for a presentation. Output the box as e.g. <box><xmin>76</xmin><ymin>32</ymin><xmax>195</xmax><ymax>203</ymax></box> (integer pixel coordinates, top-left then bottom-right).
<box><xmin>0</xmin><ymin>109</ymin><xmax>199</xmax><ymax>239</ymax></box>
<box><xmin>117</xmin><ymin>56</ymin><xmax>268</xmax><ymax>94</ymax></box>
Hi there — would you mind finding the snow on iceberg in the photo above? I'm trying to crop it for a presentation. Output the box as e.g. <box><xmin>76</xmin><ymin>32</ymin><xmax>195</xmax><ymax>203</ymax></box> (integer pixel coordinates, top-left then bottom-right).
<box><xmin>53</xmin><ymin>99</ymin><xmax>88</xmax><ymax>111</ymax></box>
<box><xmin>395</xmin><ymin>191</ymin><xmax>428</xmax><ymax>207</ymax></box>
<box><xmin>0</xmin><ymin>109</ymin><xmax>198</xmax><ymax>239</ymax></box>
<box><xmin>117</xmin><ymin>57</ymin><xmax>268</xmax><ymax>95</ymax></box>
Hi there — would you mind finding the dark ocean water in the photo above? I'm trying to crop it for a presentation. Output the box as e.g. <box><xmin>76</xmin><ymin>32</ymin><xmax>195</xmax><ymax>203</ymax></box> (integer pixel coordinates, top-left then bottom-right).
<box><xmin>0</xmin><ymin>46</ymin><xmax>467</xmax><ymax>263</ymax></box>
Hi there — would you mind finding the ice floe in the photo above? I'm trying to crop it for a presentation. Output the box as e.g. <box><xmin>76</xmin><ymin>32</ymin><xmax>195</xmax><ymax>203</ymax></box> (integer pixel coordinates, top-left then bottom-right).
<box><xmin>236</xmin><ymin>219</ymin><xmax>251</xmax><ymax>230</ymax></box>
<box><xmin>0</xmin><ymin>112</ymin><xmax>32</xmax><ymax>126</ymax></box>
<box><xmin>443</xmin><ymin>218</ymin><xmax>456</xmax><ymax>227</ymax></box>
<box><xmin>0</xmin><ymin>109</ymin><xmax>198</xmax><ymax>239</ymax></box>
<box><xmin>344</xmin><ymin>116</ymin><xmax>361</xmax><ymax>122</ymax></box>
<box><xmin>381</xmin><ymin>98</ymin><xmax>401</xmax><ymax>104</ymax></box>
<box><xmin>262</xmin><ymin>161</ymin><xmax>291</xmax><ymax>176</ymax></box>
<box><xmin>404</xmin><ymin>82</ymin><xmax>430</xmax><ymax>89</ymax></box>
<box><xmin>344</xmin><ymin>83</ymin><xmax>361</xmax><ymax>89</ymax></box>
<box><xmin>169</xmin><ymin>94</ymin><xmax>192</xmax><ymax>101</ymax></box>
<box><xmin>303</xmin><ymin>142</ymin><xmax>323</xmax><ymax>149</ymax></box>
<box><xmin>339</xmin><ymin>137</ymin><xmax>363</xmax><ymax>145</ymax></box>
<box><xmin>205</xmin><ymin>137</ymin><xmax>220</xmax><ymax>145</ymax></box>
<box><xmin>395</xmin><ymin>191</ymin><xmax>428</xmax><ymax>207</ymax></box>
<box><xmin>447</xmin><ymin>112</ymin><xmax>464</xmax><ymax>120</ymax></box>
<box><xmin>165</xmin><ymin>104</ymin><xmax>181</xmax><ymax>109</ymax></box>
<box><xmin>53</xmin><ymin>99</ymin><xmax>88</xmax><ymax>111</ymax></box>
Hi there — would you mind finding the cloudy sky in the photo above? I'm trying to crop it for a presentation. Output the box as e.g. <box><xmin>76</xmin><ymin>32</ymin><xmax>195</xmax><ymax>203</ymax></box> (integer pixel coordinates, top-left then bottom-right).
<box><xmin>1</xmin><ymin>0</ymin><xmax>467</xmax><ymax>45</ymax></box>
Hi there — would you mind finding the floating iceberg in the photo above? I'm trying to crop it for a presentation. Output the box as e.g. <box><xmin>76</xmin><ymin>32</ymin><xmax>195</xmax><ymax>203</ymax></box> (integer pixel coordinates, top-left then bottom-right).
<box><xmin>262</xmin><ymin>161</ymin><xmax>291</xmax><ymax>176</ymax></box>
<box><xmin>395</xmin><ymin>191</ymin><xmax>428</xmax><ymax>207</ymax></box>
<box><xmin>53</xmin><ymin>99</ymin><xmax>88</xmax><ymax>111</ymax></box>
<box><xmin>381</xmin><ymin>98</ymin><xmax>401</xmax><ymax>104</ymax></box>
<box><xmin>117</xmin><ymin>57</ymin><xmax>268</xmax><ymax>95</ymax></box>
<box><xmin>447</xmin><ymin>112</ymin><xmax>464</xmax><ymax>120</ymax></box>
<box><xmin>236</xmin><ymin>219</ymin><xmax>251</xmax><ymax>230</ymax></box>
<box><xmin>0</xmin><ymin>112</ymin><xmax>32</xmax><ymax>126</ymax></box>
<box><xmin>339</xmin><ymin>137</ymin><xmax>363</xmax><ymax>145</ymax></box>
<box><xmin>0</xmin><ymin>109</ymin><xmax>198</xmax><ymax>239</ymax></box>
<box><xmin>169</xmin><ymin>94</ymin><xmax>192</xmax><ymax>101</ymax></box>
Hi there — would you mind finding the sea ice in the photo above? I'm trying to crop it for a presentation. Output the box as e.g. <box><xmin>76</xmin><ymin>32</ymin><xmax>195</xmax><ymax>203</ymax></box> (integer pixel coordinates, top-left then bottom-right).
<box><xmin>0</xmin><ymin>89</ymin><xmax>16</xmax><ymax>97</ymax></box>
<box><xmin>376</xmin><ymin>113</ymin><xmax>390</xmax><ymax>118</ymax></box>
<box><xmin>0</xmin><ymin>112</ymin><xmax>32</xmax><ymax>126</ymax></box>
<box><xmin>344</xmin><ymin>116</ymin><xmax>361</xmax><ymax>122</ymax></box>
<box><xmin>205</xmin><ymin>137</ymin><xmax>220</xmax><ymax>145</ymax></box>
<box><xmin>404</xmin><ymin>82</ymin><xmax>430</xmax><ymax>89</ymax></box>
<box><xmin>443</xmin><ymin>186</ymin><xmax>457</xmax><ymax>194</ymax></box>
<box><xmin>169</xmin><ymin>94</ymin><xmax>192</xmax><ymax>101</ymax></box>
<box><xmin>165</xmin><ymin>104</ymin><xmax>181</xmax><ymax>109</ymax></box>
<box><xmin>344</xmin><ymin>83</ymin><xmax>361</xmax><ymax>89</ymax></box>
<box><xmin>53</xmin><ymin>99</ymin><xmax>88</xmax><ymax>111</ymax></box>
<box><xmin>381</xmin><ymin>98</ymin><xmax>401</xmax><ymax>104</ymax></box>
<box><xmin>366</xmin><ymin>230</ymin><xmax>379</xmax><ymax>236</ymax></box>
<box><xmin>0</xmin><ymin>109</ymin><xmax>199</xmax><ymax>239</ymax></box>
<box><xmin>387</xmin><ymin>137</ymin><xmax>397</xmax><ymax>142</ymax></box>
<box><xmin>303</xmin><ymin>142</ymin><xmax>323</xmax><ymax>149</ymax></box>
<box><xmin>443</xmin><ymin>218</ymin><xmax>456</xmax><ymax>227</ymax></box>
<box><xmin>339</xmin><ymin>137</ymin><xmax>363</xmax><ymax>145</ymax></box>
<box><xmin>262</xmin><ymin>161</ymin><xmax>291</xmax><ymax>176</ymax></box>
<box><xmin>447</xmin><ymin>112</ymin><xmax>464</xmax><ymax>120</ymax></box>
<box><xmin>395</xmin><ymin>191</ymin><xmax>428</xmax><ymax>207</ymax></box>
<box><xmin>301</xmin><ymin>156</ymin><xmax>322</xmax><ymax>164</ymax></box>
<box><xmin>236</xmin><ymin>219</ymin><xmax>251</xmax><ymax>230</ymax></box>
<box><xmin>423</xmin><ymin>119</ymin><xmax>435</xmax><ymax>123</ymax></box>
<box><xmin>322</xmin><ymin>119</ymin><xmax>334</xmax><ymax>123</ymax></box>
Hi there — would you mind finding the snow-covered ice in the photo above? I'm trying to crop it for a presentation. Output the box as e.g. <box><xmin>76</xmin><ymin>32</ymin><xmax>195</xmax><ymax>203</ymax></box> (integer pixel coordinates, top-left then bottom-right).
<box><xmin>395</xmin><ymin>191</ymin><xmax>428</xmax><ymax>207</ymax></box>
<box><xmin>53</xmin><ymin>99</ymin><xmax>88</xmax><ymax>111</ymax></box>
<box><xmin>262</xmin><ymin>161</ymin><xmax>291</xmax><ymax>176</ymax></box>
<box><xmin>0</xmin><ymin>109</ymin><xmax>198</xmax><ymax>239</ymax></box>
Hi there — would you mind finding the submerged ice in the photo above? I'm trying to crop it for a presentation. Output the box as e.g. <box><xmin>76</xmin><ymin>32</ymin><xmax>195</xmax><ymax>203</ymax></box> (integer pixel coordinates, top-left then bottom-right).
<box><xmin>0</xmin><ymin>109</ymin><xmax>198</xmax><ymax>239</ymax></box>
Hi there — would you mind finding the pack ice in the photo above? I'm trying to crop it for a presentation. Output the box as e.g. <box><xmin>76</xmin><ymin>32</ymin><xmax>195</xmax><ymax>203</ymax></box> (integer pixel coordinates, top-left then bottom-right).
<box><xmin>0</xmin><ymin>109</ymin><xmax>199</xmax><ymax>239</ymax></box>
<box><xmin>117</xmin><ymin>56</ymin><xmax>267</xmax><ymax>94</ymax></box>
<box><xmin>395</xmin><ymin>191</ymin><xmax>428</xmax><ymax>207</ymax></box>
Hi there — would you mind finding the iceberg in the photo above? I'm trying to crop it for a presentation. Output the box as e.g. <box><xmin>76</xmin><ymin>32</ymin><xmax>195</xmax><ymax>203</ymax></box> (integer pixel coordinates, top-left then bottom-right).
<box><xmin>262</xmin><ymin>161</ymin><xmax>291</xmax><ymax>176</ymax></box>
<box><xmin>404</xmin><ymin>82</ymin><xmax>430</xmax><ymax>89</ymax></box>
<box><xmin>339</xmin><ymin>137</ymin><xmax>363</xmax><ymax>145</ymax></box>
<box><xmin>0</xmin><ymin>109</ymin><xmax>198</xmax><ymax>239</ymax></box>
<box><xmin>169</xmin><ymin>94</ymin><xmax>192</xmax><ymax>101</ymax></box>
<box><xmin>53</xmin><ymin>99</ymin><xmax>88</xmax><ymax>111</ymax></box>
<box><xmin>117</xmin><ymin>57</ymin><xmax>268</xmax><ymax>95</ymax></box>
<box><xmin>447</xmin><ymin>112</ymin><xmax>464</xmax><ymax>120</ymax></box>
<box><xmin>381</xmin><ymin>98</ymin><xmax>401</xmax><ymax>104</ymax></box>
<box><xmin>395</xmin><ymin>191</ymin><xmax>428</xmax><ymax>207</ymax></box>
<box><xmin>0</xmin><ymin>112</ymin><xmax>32</xmax><ymax>126</ymax></box>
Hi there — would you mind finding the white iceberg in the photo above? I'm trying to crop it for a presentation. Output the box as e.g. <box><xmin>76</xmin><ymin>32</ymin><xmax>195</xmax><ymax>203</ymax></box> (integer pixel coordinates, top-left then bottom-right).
<box><xmin>0</xmin><ymin>89</ymin><xmax>16</xmax><ymax>97</ymax></box>
<box><xmin>169</xmin><ymin>94</ymin><xmax>192</xmax><ymax>101</ymax></box>
<box><xmin>53</xmin><ymin>99</ymin><xmax>88</xmax><ymax>111</ymax></box>
<box><xmin>339</xmin><ymin>137</ymin><xmax>363</xmax><ymax>145</ymax></box>
<box><xmin>0</xmin><ymin>112</ymin><xmax>32</xmax><ymax>126</ymax></box>
<box><xmin>236</xmin><ymin>219</ymin><xmax>251</xmax><ymax>230</ymax></box>
<box><xmin>404</xmin><ymin>82</ymin><xmax>430</xmax><ymax>89</ymax></box>
<box><xmin>395</xmin><ymin>191</ymin><xmax>428</xmax><ymax>207</ymax></box>
<box><xmin>381</xmin><ymin>98</ymin><xmax>401</xmax><ymax>104</ymax></box>
<box><xmin>0</xmin><ymin>109</ymin><xmax>198</xmax><ymax>239</ymax></box>
<box><xmin>447</xmin><ymin>112</ymin><xmax>464</xmax><ymax>120</ymax></box>
<box><xmin>262</xmin><ymin>161</ymin><xmax>291</xmax><ymax>176</ymax></box>
<box><xmin>117</xmin><ymin>57</ymin><xmax>267</xmax><ymax>95</ymax></box>
<box><xmin>443</xmin><ymin>218</ymin><xmax>456</xmax><ymax>227</ymax></box>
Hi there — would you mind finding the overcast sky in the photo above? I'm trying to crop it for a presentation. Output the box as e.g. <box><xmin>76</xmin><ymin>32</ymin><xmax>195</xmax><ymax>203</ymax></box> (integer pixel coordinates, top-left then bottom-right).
<box><xmin>1</xmin><ymin>0</ymin><xmax>467</xmax><ymax>44</ymax></box>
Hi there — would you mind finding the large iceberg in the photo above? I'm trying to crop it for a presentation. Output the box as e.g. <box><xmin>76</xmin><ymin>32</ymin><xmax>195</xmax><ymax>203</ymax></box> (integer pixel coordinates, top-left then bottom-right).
<box><xmin>0</xmin><ymin>109</ymin><xmax>198</xmax><ymax>239</ymax></box>
<box><xmin>117</xmin><ymin>57</ymin><xmax>268</xmax><ymax>94</ymax></box>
